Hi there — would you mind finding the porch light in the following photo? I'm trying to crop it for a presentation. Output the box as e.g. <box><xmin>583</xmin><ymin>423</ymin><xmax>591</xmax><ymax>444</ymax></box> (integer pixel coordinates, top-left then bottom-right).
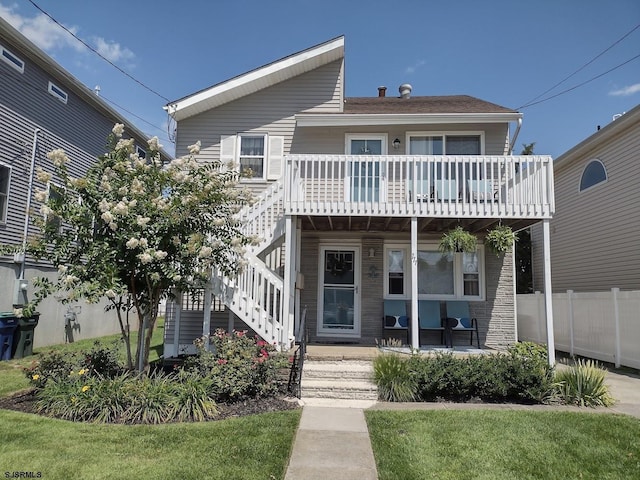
<box><xmin>369</xmin><ymin>247</ymin><xmax>375</xmax><ymax>258</ymax></box>
<box><xmin>393</xmin><ymin>138</ymin><xmax>401</xmax><ymax>149</ymax></box>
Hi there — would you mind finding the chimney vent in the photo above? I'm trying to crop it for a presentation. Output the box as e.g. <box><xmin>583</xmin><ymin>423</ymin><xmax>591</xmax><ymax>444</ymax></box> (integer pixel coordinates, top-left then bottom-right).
<box><xmin>399</xmin><ymin>83</ymin><xmax>412</xmax><ymax>99</ymax></box>
<box><xmin>378</xmin><ymin>86</ymin><xmax>387</xmax><ymax>97</ymax></box>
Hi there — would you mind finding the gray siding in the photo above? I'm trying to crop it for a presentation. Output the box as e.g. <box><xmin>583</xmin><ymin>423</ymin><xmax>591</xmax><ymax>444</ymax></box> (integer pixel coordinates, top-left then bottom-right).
<box><xmin>532</xmin><ymin>119</ymin><xmax>640</xmax><ymax>292</ymax></box>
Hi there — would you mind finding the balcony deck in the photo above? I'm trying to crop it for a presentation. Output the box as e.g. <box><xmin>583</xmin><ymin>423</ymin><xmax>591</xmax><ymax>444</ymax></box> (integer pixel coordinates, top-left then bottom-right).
<box><xmin>283</xmin><ymin>155</ymin><xmax>554</xmax><ymax>223</ymax></box>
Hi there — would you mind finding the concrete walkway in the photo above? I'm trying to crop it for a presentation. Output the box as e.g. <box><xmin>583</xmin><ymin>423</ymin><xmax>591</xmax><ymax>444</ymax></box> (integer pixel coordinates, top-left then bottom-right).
<box><xmin>283</xmin><ymin>368</ymin><xmax>640</xmax><ymax>479</ymax></box>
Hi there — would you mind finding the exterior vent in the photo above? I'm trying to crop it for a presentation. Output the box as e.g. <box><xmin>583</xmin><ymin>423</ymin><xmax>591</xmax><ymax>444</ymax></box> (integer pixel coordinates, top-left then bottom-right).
<box><xmin>378</xmin><ymin>86</ymin><xmax>387</xmax><ymax>97</ymax></box>
<box><xmin>399</xmin><ymin>83</ymin><xmax>412</xmax><ymax>99</ymax></box>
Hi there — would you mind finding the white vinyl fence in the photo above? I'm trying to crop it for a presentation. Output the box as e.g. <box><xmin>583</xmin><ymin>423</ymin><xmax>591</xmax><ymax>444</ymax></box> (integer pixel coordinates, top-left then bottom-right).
<box><xmin>517</xmin><ymin>289</ymin><xmax>640</xmax><ymax>369</ymax></box>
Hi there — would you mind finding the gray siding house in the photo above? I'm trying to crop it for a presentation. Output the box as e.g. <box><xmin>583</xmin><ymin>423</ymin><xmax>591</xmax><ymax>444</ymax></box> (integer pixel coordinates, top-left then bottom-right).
<box><xmin>0</xmin><ymin>18</ymin><xmax>169</xmax><ymax>348</ymax></box>
<box><xmin>531</xmin><ymin>103</ymin><xmax>640</xmax><ymax>292</ymax></box>
<box><xmin>164</xmin><ymin>37</ymin><xmax>556</xmax><ymax>356</ymax></box>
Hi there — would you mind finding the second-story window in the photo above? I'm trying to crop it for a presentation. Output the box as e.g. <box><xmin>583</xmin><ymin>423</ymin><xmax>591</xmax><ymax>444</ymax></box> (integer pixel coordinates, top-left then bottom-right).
<box><xmin>48</xmin><ymin>81</ymin><xmax>68</xmax><ymax>104</ymax></box>
<box><xmin>1</xmin><ymin>44</ymin><xmax>24</xmax><ymax>73</ymax></box>
<box><xmin>0</xmin><ymin>163</ymin><xmax>10</xmax><ymax>223</ymax></box>
<box><xmin>239</xmin><ymin>135</ymin><xmax>266</xmax><ymax>179</ymax></box>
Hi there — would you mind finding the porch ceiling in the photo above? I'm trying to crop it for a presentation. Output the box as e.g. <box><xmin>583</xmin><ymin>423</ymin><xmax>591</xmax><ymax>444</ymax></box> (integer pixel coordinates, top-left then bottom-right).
<box><xmin>300</xmin><ymin>215</ymin><xmax>539</xmax><ymax>235</ymax></box>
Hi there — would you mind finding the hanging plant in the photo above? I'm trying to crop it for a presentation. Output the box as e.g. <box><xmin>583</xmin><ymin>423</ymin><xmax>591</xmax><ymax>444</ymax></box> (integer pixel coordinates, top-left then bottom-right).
<box><xmin>485</xmin><ymin>224</ymin><xmax>518</xmax><ymax>255</ymax></box>
<box><xmin>439</xmin><ymin>226</ymin><xmax>477</xmax><ymax>253</ymax></box>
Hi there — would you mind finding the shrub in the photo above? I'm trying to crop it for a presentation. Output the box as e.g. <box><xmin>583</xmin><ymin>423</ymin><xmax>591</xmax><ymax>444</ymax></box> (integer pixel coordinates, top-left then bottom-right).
<box><xmin>183</xmin><ymin>329</ymin><xmax>288</xmax><ymax>403</ymax></box>
<box><xmin>554</xmin><ymin>359</ymin><xmax>615</xmax><ymax>407</ymax></box>
<box><xmin>35</xmin><ymin>370</ymin><xmax>218</xmax><ymax>424</ymax></box>
<box><xmin>24</xmin><ymin>350</ymin><xmax>77</xmax><ymax>389</ymax></box>
<box><xmin>373</xmin><ymin>354</ymin><xmax>417</xmax><ymax>402</ymax></box>
<box><xmin>80</xmin><ymin>341</ymin><xmax>124</xmax><ymax>378</ymax></box>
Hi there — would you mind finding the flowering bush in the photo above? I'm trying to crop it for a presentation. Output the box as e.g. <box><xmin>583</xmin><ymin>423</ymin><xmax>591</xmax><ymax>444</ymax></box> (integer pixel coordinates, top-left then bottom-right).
<box><xmin>184</xmin><ymin>329</ymin><xmax>288</xmax><ymax>403</ymax></box>
<box><xmin>4</xmin><ymin>125</ymin><xmax>255</xmax><ymax>369</ymax></box>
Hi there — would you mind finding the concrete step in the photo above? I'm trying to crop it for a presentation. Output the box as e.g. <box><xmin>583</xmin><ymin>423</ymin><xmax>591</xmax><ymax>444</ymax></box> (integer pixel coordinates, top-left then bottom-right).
<box><xmin>301</xmin><ymin>379</ymin><xmax>378</xmax><ymax>401</ymax></box>
<box><xmin>300</xmin><ymin>360</ymin><xmax>378</xmax><ymax>401</ymax></box>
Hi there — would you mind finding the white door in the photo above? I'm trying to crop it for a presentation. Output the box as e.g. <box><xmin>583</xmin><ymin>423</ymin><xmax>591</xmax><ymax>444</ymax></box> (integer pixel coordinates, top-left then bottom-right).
<box><xmin>318</xmin><ymin>246</ymin><xmax>360</xmax><ymax>337</ymax></box>
<box><xmin>346</xmin><ymin>135</ymin><xmax>386</xmax><ymax>203</ymax></box>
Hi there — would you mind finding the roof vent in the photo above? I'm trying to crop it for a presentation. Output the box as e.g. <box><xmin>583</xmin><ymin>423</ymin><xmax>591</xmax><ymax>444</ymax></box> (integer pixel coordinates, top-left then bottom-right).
<box><xmin>378</xmin><ymin>86</ymin><xmax>387</xmax><ymax>97</ymax></box>
<box><xmin>399</xmin><ymin>83</ymin><xmax>412</xmax><ymax>99</ymax></box>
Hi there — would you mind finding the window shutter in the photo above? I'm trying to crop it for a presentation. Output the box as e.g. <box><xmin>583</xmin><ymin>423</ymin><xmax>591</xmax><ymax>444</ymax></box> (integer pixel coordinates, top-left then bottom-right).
<box><xmin>267</xmin><ymin>136</ymin><xmax>284</xmax><ymax>180</ymax></box>
<box><xmin>219</xmin><ymin>135</ymin><xmax>236</xmax><ymax>170</ymax></box>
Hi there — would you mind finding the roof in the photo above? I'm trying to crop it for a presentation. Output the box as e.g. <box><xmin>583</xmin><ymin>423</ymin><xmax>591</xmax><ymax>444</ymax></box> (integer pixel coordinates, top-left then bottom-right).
<box><xmin>0</xmin><ymin>17</ymin><xmax>172</xmax><ymax>160</ymax></box>
<box><xmin>344</xmin><ymin>95</ymin><xmax>517</xmax><ymax>114</ymax></box>
<box><xmin>554</xmin><ymin>103</ymin><xmax>640</xmax><ymax>169</ymax></box>
<box><xmin>166</xmin><ymin>36</ymin><xmax>345</xmax><ymax>121</ymax></box>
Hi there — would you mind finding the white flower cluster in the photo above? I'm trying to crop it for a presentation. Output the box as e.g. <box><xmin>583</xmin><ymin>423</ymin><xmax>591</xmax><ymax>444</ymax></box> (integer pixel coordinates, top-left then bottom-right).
<box><xmin>136</xmin><ymin>216</ymin><xmax>151</xmax><ymax>227</ymax></box>
<box><xmin>34</xmin><ymin>189</ymin><xmax>47</xmax><ymax>203</ymax></box>
<box><xmin>198</xmin><ymin>246</ymin><xmax>213</xmax><ymax>258</ymax></box>
<box><xmin>147</xmin><ymin>136</ymin><xmax>162</xmax><ymax>151</ymax></box>
<box><xmin>115</xmin><ymin>138</ymin><xmax>135</xmax><ymax>153</ymax></box>
<box><xmin>47</xmin><ymin>149</ymin><xmax>69</xmax><ymax>168</ymax></box>
<box><xmin>112</xmin><ymin>123</ymin><xmax>125</xmax><ymax>138</ymax></box>
<box><xmin>35</xmin><ymin>167</ymin><xmax>52</xmax><ymax>184</ymax></box>
<box><xmin>188</xmin><ymin>141</ymin><xmax>201</xmax><ymax>155</ymax></box>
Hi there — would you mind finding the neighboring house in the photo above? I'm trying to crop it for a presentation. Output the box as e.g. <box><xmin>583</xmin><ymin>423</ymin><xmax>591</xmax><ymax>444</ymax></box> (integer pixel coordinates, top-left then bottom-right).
<box><xmin>0</xmin><ymin>17</ymin><xmax>170</xmax><ymax>348</ymax></box>
<box><xmin>163</xmin><ymin>36</ymin><xmax>555</xmax><ymax>356</ymax></box>
<box><xmin>531</xmin><ymin>104</ymin><xmax>640</xmax><ymax>293</ymax></box>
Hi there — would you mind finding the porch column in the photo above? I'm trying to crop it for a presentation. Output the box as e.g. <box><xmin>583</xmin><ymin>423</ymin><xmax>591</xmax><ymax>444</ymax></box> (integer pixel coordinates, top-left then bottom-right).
<box><xmin>203</xmin><ymin>279</ymin><xmax>212</xmax><ymax>343</ymax></box>
<box><xmin>282</xmin><ymin>215</ymin><xmax>295</xmax><ymax>349</ymax></box>
<box><xmin>542</xmin><ymin>219</ymin><xmax>556</xmax><ymax>366</ymax></box>
<box><xmin>410</xmin><ymin>217</ymin><xmax>419</xmax><ymax>349</ymax></box>
<box><xmin>294</xmin><ymin>218</ymin><xmax>302</xmax><ymax>340</ymax></box>
<box><xmin>171</xmin><ymin>289</ymin><xmax>183</xmax><ymax>358</ymax></box>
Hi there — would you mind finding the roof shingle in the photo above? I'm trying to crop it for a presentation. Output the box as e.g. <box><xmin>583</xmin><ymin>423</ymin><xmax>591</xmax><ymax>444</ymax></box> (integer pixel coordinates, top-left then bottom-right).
<box><xmin>343</xmin><ymin>95</ymin><xmax>517</xmax><ymax>114</ymax></box>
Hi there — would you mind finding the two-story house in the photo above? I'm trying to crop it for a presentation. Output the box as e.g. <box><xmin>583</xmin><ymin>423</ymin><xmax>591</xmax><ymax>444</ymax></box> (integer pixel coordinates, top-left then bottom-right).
<box><xmin>163</xmin><ymin>36</ymin><xmax>555</xmax><ymax>357</ymax></box>
<box><xmin>0</xmin><ymin>17</ymin><xmax>170</xmax><ymax>348</ymax></box>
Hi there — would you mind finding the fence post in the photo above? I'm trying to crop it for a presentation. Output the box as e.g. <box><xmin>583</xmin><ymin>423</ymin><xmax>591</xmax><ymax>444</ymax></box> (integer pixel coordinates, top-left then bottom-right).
<box><xmin>567</xmin><ymin>290</ymin><xmax>574</xmax><ymax>357</ymax></box>
<box><xmin>613</xmin><ymin>288</ymin><xmax>621</xmax><ymax>368</ymax></box>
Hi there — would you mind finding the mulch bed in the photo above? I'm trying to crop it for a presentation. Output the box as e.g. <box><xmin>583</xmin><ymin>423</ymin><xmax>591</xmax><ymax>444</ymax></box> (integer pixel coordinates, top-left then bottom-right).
<box><xmin>0</xmin><ymin>389</ymin><xmax>301</xmax><ymax>422</ymax></box>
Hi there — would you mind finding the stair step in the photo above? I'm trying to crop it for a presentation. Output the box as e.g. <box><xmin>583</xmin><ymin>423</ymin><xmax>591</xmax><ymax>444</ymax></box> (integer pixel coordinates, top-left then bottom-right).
<box><xmin>302</xmin><ymin>360</ymin><xmax>373</xmax><ymax>381</ymax></box>
<box><xmin>301</xmin><ymin>379</ymin><xmax>378</xmax><ymax>401</ymax></box>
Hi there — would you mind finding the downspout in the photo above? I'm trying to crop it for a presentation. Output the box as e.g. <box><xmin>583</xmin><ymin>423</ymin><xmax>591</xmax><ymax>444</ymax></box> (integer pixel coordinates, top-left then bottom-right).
<box><xmin>19</xmin><ymin>128</ymin><xmax>40</xmax><ymax>280</ymax></box>
<box><xmin>508</xmin><ymin>117</ymin><xmax>522</xmax><ymax>155</ymax></box>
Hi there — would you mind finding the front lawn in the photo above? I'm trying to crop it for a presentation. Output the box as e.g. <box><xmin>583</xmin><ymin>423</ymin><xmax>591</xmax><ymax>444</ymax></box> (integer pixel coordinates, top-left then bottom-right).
<box><xmin>366</xmin><ymin>410</ymin><xmax>640</xmax><ymax>480</ymax></box>
<box><xmin>0</xmin><ymin>408</ymin><xmax>300</xmax><ymax>479</ymax></box>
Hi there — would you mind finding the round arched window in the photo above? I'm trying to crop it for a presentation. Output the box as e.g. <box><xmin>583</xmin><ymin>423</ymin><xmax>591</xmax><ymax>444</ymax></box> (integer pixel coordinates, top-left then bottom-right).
<box><xmin>579</xmin><ymin>159</ymin><xmax>607</xmax><ymax>191</ymax></box>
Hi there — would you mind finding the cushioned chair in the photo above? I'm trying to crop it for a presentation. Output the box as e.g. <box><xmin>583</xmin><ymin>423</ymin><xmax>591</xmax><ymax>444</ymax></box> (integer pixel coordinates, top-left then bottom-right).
<box><xmin>408</xmin><ymin>179</ymin><xmax>433</xmax><ymax>202</ymax></box>
<box><xmin>418</xmin><ymin>300</ymin><xmax>446</xmax><ymax>345</ymax></box>
<box><xmin>436</xmin><ymin>179</ymin><xmax>459</xmax><ymax>202</ymax></box>
<box><xmin>383</xmin><ymin>300</ymin><xmax>409</xmax><ymax>344</ymax></box>
<box><xmin>445</xmin><ymin>301</ymin><xmax>479</xmax><ymax>348</ymax></box>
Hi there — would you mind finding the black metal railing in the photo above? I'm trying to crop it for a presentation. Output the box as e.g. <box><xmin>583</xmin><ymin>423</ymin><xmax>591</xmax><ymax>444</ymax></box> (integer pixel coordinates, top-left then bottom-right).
<box><xmin>287</xmin><ymin>307</ymin><xmax>307</xmax><ymax>398</ymax></box>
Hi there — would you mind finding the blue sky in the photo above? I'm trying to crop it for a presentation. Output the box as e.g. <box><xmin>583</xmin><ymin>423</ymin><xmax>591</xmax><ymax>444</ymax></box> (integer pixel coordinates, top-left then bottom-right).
<box><xmin>2</xmin><ymin>0</ymin><xmax>639</xmax><ymax>158</ymax></box>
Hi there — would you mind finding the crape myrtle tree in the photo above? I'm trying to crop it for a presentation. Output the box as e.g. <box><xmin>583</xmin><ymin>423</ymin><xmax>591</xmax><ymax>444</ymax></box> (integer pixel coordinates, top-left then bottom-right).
<box><xmin>11</xmin><ymin>124</ymin><xmax>256</xmax><ymax>370</ymax></box>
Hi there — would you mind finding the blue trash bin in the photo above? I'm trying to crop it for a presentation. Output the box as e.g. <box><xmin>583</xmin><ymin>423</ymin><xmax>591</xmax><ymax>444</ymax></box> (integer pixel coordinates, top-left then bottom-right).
<box><xmin>0</xmin><ymin>313</ymin><xmax>19</xmax><ymax>361</ymax></box>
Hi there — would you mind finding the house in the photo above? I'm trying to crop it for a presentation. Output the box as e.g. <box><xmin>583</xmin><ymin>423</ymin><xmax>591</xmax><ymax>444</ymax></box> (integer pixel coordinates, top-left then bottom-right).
<box><xmin>520</xmin><ymin>104</ymin><xmax>640</xmax><ymax>368</ymax></box>
<box><xmin>163</xmin><ymin>36</ymin><xmax>555</xmax><ymax>357</ymax></box>
<box><xmin>530</xmin><ymin>104</ymin><xmax>640</xmax><ymax>293</ymax></box>
<box><xmin>0</xmin><ymin>17</ymin><xmax>170</xmax><ymax>348</ymax></box>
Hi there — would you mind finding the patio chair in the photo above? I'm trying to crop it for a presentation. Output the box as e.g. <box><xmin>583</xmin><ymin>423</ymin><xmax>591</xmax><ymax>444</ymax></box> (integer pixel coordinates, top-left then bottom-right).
<box><xmin>383</xmin><ymin>300</ymin><xmax>409</xmax><ymax>344</ymax></box>
<box><xmin>436</xmin><ymin>179</ymin><xmax>459</xmax><ymax>202</ymax></box>
<box><xmin>418</xmin><ymin>300</ymin><xmax>446</xmax><ymax>345</ymax></box>
<box><xmin>408</xmin><ymin>179</ymin><xmax>433</xmax><ymax>202</ymax></box>
<box><xmin>445</xmin><ymin>301</ymin><xmax>479</xmax><ymax>348</ymax></box>
<box><xmin>467</xmin><ymin>179</ymin><xmax>496</xmax><ymax>202</ymax></box>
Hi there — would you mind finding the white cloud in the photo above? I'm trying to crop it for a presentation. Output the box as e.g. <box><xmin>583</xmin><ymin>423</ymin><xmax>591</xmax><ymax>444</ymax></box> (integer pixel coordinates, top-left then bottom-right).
<box><xmin>92</xmin><ymin>37</ymin><xmax>135</xmax><ymax>63</ymax></box>
<box><xmin>405</xmin><ymin>60</ymin><xmax>426</xmax><ymax>75</ymax></box>
<box><xmin>609</xmin><ymin>83</ymin><xmax>640</xmax><ymax>96</ymax></box>
<box><xmin>0</xmin><ymin>3</ymin><xmax>83</xmax><ymax>52</ymax></box>
<box><xmin>0</xmin><ymin>3</ymin><xmax>135</xmax><ymax>64</ymax></box>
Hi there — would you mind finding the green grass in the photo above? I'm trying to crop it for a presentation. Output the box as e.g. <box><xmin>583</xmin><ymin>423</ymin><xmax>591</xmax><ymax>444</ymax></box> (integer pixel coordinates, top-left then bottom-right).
<box><xmin>366</xmin><ymin>410</ymin><xmax>640</xmax><ymax>480</ymax></box>
<box><xmin>0</xmin><ymin>408</ymin><xmax>300</xmax><ymax>479</ymax></box>
<box><xmin>0</xmin><ymin>317</ymin><xmax>165</xmax><ymax>398</ymax></box>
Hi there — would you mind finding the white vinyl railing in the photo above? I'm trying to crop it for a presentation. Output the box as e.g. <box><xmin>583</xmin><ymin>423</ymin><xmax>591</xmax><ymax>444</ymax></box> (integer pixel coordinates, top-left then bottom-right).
<box><xmin>517</xmin><ymin>289</ymin><xmax>640</xmax><ymax>369</ymax></box>
<box><xmin>211</xmin><ymin>250</ymin><xmax>284</xmax><ymax>345</ymax></box>
<box><xmin>284</xmin><ymin>154</ymin><xmax>554</xmax><ymax>218</ymax></box>
<box><xmin>239</xmin><ymin>181</ymin><xmax>285</xmax><ymax>254</ymax></box>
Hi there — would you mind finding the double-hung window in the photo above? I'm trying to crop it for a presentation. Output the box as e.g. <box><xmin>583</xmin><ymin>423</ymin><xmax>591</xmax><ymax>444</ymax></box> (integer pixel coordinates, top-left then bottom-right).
<box><xmin>384</xmin><ymin>244</ymin><xmax>484</xmax><ymax>300</ymax></box>
<box><xmin>408</xmin><ymin>133</ymin><xmax>483</xmax><ymax>181</ymax></box>
<box><xmin>0</xmin><ymin>164</ymin><xmax>10</xmax><ymax>223</ymax></box>
<box><xmin>238</xmin><ymin>134</ymin><xmax>266</xmax><ymax>179</ymax></box>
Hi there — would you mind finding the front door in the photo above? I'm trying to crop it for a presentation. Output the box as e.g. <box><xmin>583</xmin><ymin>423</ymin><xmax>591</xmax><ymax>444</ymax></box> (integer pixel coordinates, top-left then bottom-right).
<box><xmin>346</xmin><ymin>135</ymin><xmax>386</xmax><ymax>203</ymax></box>
<box><xmin>318</xmin><ymin>246</ymin><xmax>360</xmax><ymax>337</ymax></box>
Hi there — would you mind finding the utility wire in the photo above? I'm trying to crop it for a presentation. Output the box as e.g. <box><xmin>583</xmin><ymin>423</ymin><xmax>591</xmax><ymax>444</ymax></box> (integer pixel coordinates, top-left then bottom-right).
<box><xmin>519</xmin><ymin>52</ymin><xmax>640</xmax><ymax>109</ymax></box>
<box><xmin>99</xmin><ymin>94</ymin><xmax>171</xmax><ymax>143</ymax></box>
<box><xmin>518</xmin><ymin>23</ymin><xmax>640</xmax><ymax>110</ymax></box>
<box><xmin>26</xmin><ymin>0</ymin><xmax>171</xmax><ymax>103</ymax></box>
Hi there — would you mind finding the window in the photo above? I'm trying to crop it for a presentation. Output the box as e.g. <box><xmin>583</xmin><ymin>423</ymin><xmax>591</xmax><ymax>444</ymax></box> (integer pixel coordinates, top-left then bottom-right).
<box><xmin>580</xmin><ymin>159</ymin><xmax>607</xmax><ymax>191</ymax></box>
<box><xmin>1</xmin><ymin>44</ymin><xmax>24</xmax><ymax>73</ymax></box>
<box><xmin>48</xmin><ymin>81</ymin><xmax>68</xmax><ymax>104</ymax></box>
<box><xmin>238</xmin><ymin>135</ymin><xmax>266</xmax><ymax>179</ymax></box>
<box><xmin>0</xmin><ymin>164</ymin><xmax>10</xmax><ymax>223</ymax></box>
<box><xmin>408</xmin><ymin>133</ymin><xmax>484</xmax><ymax>181</ymax></box>
<box><xmin>136</xmin><ymin>145</ymin><xmax>147</xmax><ymax>159</ymax></box>
<box><xmin>384</xmin><ymin>244</ymin><xmax>485</xmax><ymax>300</ymax></box>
